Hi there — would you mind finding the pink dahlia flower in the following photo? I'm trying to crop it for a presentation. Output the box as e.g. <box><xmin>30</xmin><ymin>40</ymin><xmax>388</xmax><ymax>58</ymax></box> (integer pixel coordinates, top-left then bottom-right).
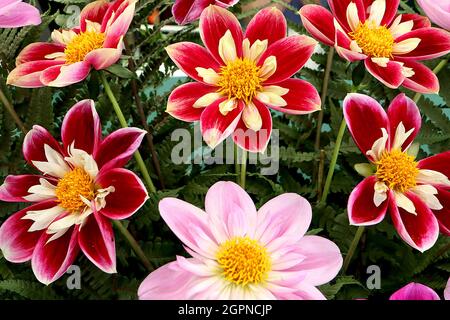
<box><xmin>166</xmin><ymin>5</ymin><xmax>321</xmax><ymax>152</ymax></box>
<box><xmin>0</xmin><ymin>100</ymin><xmax>148</xmax><ymax>285</ymax></box>
<box><xmin>7</xmin><ymin>0</ymin><xmax>136</xmax><ymax>88</ymax></box>
<box><xmin>344</xmin><ymin>93</ymin><xmax>450</xmax><ymax>252</ymax></box>
<box><xmin>172</xmin><ymin>0</ymin><xmax>238</xmax><ymax>25</ymax></box>
<box><xmin>445</xmin><ymin>277</ymin><xmax>450</xmax><ymax>300</ymax></box>
<box><xmin>417</xmin><ymin>0</ymin><xmax>450</xmax><ymax>31</ymax></box>
<box><xmin>0</xmin><ymin>0</ymin><xmax>41</xmax><ymax>28</ymax></box>
<box><xmin>138</xmin><ymin>181</ymin><xmax>342</xmax><ymax>300</ymax></box>
<box><xmin>300</xmin><ymin>0</ymin><xmax>450</xmax><ymax>93</ymax></box>
<box><xmin>390</xmin><ymin>282</ymin><xmax>441</xmax><ymax>300</ymax></box>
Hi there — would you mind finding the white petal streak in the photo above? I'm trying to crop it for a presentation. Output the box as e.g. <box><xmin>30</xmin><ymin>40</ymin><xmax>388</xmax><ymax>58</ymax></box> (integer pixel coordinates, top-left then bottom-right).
<box><xmin>22</xmin><ymin>205</ymin><xmax>65</xmax><ymax>232</ymax></box>
<box><xmin>23</xmin><ymin>178</ymin><xmax>57</xmax><ymax>201</ymax></box>
<box><xmin>411</xmin><ymin>184</ymin><xmax>443</xmax><ymax>210</ymax></box>
<box><xmin>368</xmin><ymin>0</ymin><xmax>386</xmax><ymax>26</ymax></box>
<box><xmin>32</xmin><ymin>144</ymin><xmax>70</xmax><ymax>178</ymax></box>
<box><xmin>218</xmin><ymin>30</ymin><xmax>237</xmax><ymax>64</ymax></box>
<box><xmin>392</xmin><ymin>121</ymin><xmax>415</xmax><ymax>150</ymax></box>
<box><xmin>394</xmin><ymin>191</ymin><xmax>416</xmax><ymax>215</ymax></box>
<box><xmin>65</xmin><ymin>143</ymin><xmax>99</xmax><ymax>179</ymax></box>
<box><xmin>366</xmin><ymin>128</ymin><xmax>389</xmax><ymax>161</ymax></box>
<box><xmin>373</xmin><ymin>181</ymin><xmax>388</xmax><ymax>207</ymax></box>
<box><xmin>417</xmin><ymin>169</ymin><xmax>450</xmax><ymax>187</ymax></box>
<box><xmin>346</xmin><ymin>2</ymin><xmax>360</xmax><ymax>31</ymax></box>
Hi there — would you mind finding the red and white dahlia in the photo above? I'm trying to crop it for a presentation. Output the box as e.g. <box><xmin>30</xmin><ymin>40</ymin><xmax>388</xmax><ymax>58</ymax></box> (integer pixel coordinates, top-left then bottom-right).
<box><xmin>166</xmin><ymin>5</ymin><xmax>321</xmax><ymax>152</ymax></box>
<box><xmin>344</xmin><ymin>93</ymin><xmax>450</xmax><ymax>252</ymax></box>
<box><xmin>7</xmin><ymin>0</ymin><xmax>136</xmax><ymax>88</ymax></box>
<box><xmin>138</xmin><ymin>181</ymin><xmax>342</xmax><ymax>300</ymax></box>
<box><xmin>172</xmin><ymin>0</ymin><xmax>238</xmax><ymax>25</ymax></box>
<box><xmin>300</xmin><ymin>0</ymin><xmax>450</xmax><ymax>93</ymax></box>
<box><xmin>0</xmin><ymin>100</ymin><xmax>148</xmax><ymax>284</ymax></box>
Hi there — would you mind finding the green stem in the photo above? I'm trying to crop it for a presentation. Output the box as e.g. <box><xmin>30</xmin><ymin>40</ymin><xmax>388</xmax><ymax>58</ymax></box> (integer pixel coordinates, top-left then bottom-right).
<box><xmin>0</xmin><ymin>87</ymin><xmax>27</xmax><ymax>134</ymax></box>
<box><xmin>240</xmin><ymin>149</ymin><xmax>247</xmax><ymax>189</ymax></box>
<box><xmin>319</xmin><ymin>118</ymin><xmax>347</xmax><ymax>205</ymax></box>
<box><xmin>413</xmin><ymin>59</ymin><xmax>448</xmax><ymax>104</ymax></box>
<box><xmin>112</xmin><ymin>221</ymin><xmax>154</xmax><ymax>272</ymax></box>
<box><xmin>342</xmin><ymin>226</ymin><xmax>365</xmax><ymax>274</ymax></box>
<box><xmin>99</xmin><ymin>72</ymin><xmax>156</xmax><ymax>194</ymax></box>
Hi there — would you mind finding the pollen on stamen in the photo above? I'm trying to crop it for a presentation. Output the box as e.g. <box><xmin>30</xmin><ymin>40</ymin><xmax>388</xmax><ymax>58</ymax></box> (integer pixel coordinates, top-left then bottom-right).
<box><xmin>349</xmin><ymin>22</ymin><xmax>395</xmax><ymax>58</ymax></box>
<box><xmin>55</xmin><ymin>167</ymin><xmax>95</xmax><ymax>213</ymax></box>
<box><xmin>64</xmin><ymin>31</ymin><xmax>106</xmax><ymax>64</ymax></box>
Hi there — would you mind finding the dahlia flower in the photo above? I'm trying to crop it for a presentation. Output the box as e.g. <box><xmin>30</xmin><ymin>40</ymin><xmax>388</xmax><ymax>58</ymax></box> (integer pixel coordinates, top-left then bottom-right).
<box><xmin>446</xmin><ymin>278</ymin><xmax>450</xmax><ymax>300</ymax></box>
<box><xmin>300</xmin><ymin>0</ymin><xmax>450</xmax><ymax>93</ymax></box>
<box><xmin>417</xmin><ymin>0</ymin><xmax>450</xmax><ymax>31</ymax></box>
<box><xmin>7</xmin><ymin>0</ymin><xmax>136</xmax><ymax>88</ymax></box>
<box><xmin>166</xmin><ymin>5</ymin><xmax>321</xmax><ymax>152</ymax></box>
<box><xmin>138</xmin><ymin>181</ymin><xmax>342</xmax><ymax>300</ymax></box>
<box><xmin>0</xmin><ymin>0</ymin><xmax>41</xmax><ymax>28</ymax></box>
<box><xmin>344</xmin><ymin>93</ymin><xmax>450</xmax><ymax>252</ymax></box>
<box><xmin>390</xmin><ymin>282</ymin><xmax>441</xmax><ymax>300</ymax></box>
<box><xmin>172</xmin><ymin>0</ymin><xmax>238</xmax><ymax>25</ymax></box>
<box><xmin>0</xmin><ymin>100</ymin><xmax>148</xmax><ymax>284</ymax></box>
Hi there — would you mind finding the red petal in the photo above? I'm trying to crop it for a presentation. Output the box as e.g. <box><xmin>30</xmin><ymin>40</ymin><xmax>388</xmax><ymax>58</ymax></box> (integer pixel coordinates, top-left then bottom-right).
<box><xmin>433</xmin><ymin>188</ymin><xmax>450</xmax><ymax>236</ymax></box>
<box><xmin>62</xmin><ymin>99</ymin><xmax>102</xmax><ymax>154</ymax></box>
<box><xmin>395</xmin><ymin>28</ymin><xmax>450</xmax><ymax>61</ymax></box>
<box><xmin>232</xmin><ymin>99</ymin><xmax>272</xmax><ymax>153</ymax></box>
<box><xmin>80</xmin><ymin>0</ymin><xmax>110</xmax><ymax>32</ymax></box>
<box><xmin>79</xmin><ymin>212</ymin><xmax>116</xmax><ymax>273</ymax></box>
<box><xmin>299</xmin><ymin>4</ymin><xmax>335</xmax><ymax>46</ymax></box>
<box><xmin>23</xmin><ymin>125</ymin><xmax>64</xmax><ymax>164</ymax></box>
<box><xmin>364</xmin><ymin>58</ymin><xmax>405</xmax><ymax>89</ymax></box>
<box><xmin>172</xmin><ymin>0</ymin><xmax>213</xmax><ymax>25</ymax></box>
<box><xmin>390</xmin><ymin>192</ymin><xmax>439</xmax><ymax>252</ymax></box>
<box><xmin>16</xmin><ymin>43</ymin><xmax>65</xmax><ymax>65</ymax></box>
<box><xmin>380</xmin><ymin>0</ymin><xmax>400</xmax><ymax>26</ymax></box>
<box><xmin>0</xmin><ymin>201</ymin><xmax>56</xmax><ymax>263</ymax></box>
<box><xmin>40</xmin><ymin>62</ymin><xmax>91</xmax><ymax>87</ymax></box>
<box><xmin>418</xmin><ymin>151</ymin><xmax>450</xmax><ymax>181</ymax></box>
<box><xmin>6</xmin><ymin>60</ymin><xmax>64</xmax><ymax>88</ymax></box>
<box><xmin>400</xmin><ymin>13</ymin><xmax>431</xmax><ymax>30</ymax></box>
<box><xmin>94</xmin><ymin>127</ymin><xmax>146</xmax><ymax>171</ymax></box>
<box><xmin>245</xmin><ymin>7</ymin><xmax>287</xmax><ymax>46</ymax></box>
<box><xmin>396</xmin><ymin>59</ymin><xmax>439</xmax><ymax>94</ymax></box>
<box><xmin>259</xmin><ymin>35</ymin><xmax>317</xmax><ymax>84</ymax></box>
<box><xmin>96</xmin><ymin>168</ymin><xmax>148</xmax><ymax>220</ymax></box>
<box><xmin>328</xmin><ymin>0</ymin><xmax>365</xmax><ymax>33</ymax></box>
<box><xmin>348</xmin><ymin>176</ymin><xmax>388</xmax><ymax>225</ymax></box>
<box><xmin>387</xmin><ymin>93</ymin><xmax>421</xmax><ymax>150</ymax></box>
<box><xmin>167</xmin><ymin>82</ymin><xmax>216</xmax><ymax>122</ymax></box>
<box><xmin>335</xmin><ymin>29</ymin><xmax>367</xmax><ymax>62</ymax></box>
<box><xmin>0</xmin><ymin>175</ymin><xmax>43</xmax><ymax>202</ymax></box>
<box><xmin>199</xmin><ymin>5</ymin><xmax>243</xmax><ymax>64</ymax></box>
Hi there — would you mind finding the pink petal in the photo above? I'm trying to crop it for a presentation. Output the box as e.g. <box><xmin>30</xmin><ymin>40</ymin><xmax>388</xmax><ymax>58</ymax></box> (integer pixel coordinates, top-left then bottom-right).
<box><xmin>328</xmin><ymin>0</ymin><xmax>366</xmax><ymax>33</ymax></box>
<box><xmin>7</xmin><ymin>60</ymin><xmax>64</xmax><ymax>88</ymax></box>
<box><xmin>40</xmin><ymin>62</ymin><xmax>91</xmax><ymax>87</ymax></box>
<box><xmin>94</xmin><ymin>127</ymin><xmax>146</xmax><ymax>171</ymax></box>
<box><xmin>396</xmin><ymin>59</ymin><xmax>439</xmax><ymax>94</ymax></box>
<box><xmin>400</xmin><ymin>13</ymin><xmax>431</xmax><ymax>30</ymax></box>
<box><xmin>62</xmin><ymin>99</ymin><xmax>102</xmax><ymax>155</ymax></box>
<box><xmin>172</xmin><ymin>0</ymin><xmax>214</xmax><ymax>25</ymax></box>
<box><xmin>364</xmin><ymin>58</ymin><xmax>405</xmax><ymax>89</ymax></box>
<box><xmin>255</xmin><ymin>193</ymin><xmax>312</xmax><ymax>246</ymax></box>
<box><xmin>0</xmin><ymin>1</ymin><xmax>41</xmax><ymax>28</ymax></box>
<box><xmin>343</xmin><ymin>93</ymin><xmax>389</xmax><ymax>157</ymax></box>
<box><xmin>0</xmin><ymin>175</ymin><xmax>43</xmax><ymax>202</ymax></box>
<box><xmin>267</xmin><ymin>79</ymin><xmax>321</xmax><ymax>115</ymax></box>
<box><xmin>103</xmin><ymin>0</ymin><xmax>136</xmax><ymax>48</ymax></box>
<box><xmin>387</xmin><ymin>93</ymin><xmax>421</xmax><ymax>150</ymax></box>
<box><xmin>80</xmin><ymin>0</ymin><xmax>110</xmax><ymax>32</ymax></box>
<box><xmin>417</xmin><ymin>0</ymin><xmax>450</xmax><ymax>31</ymax></box>
<box><xmin>245</xmin><ymin>7</ymin><xmax>287</xmax><ymax>46</ymax></box>
<box><xmin>96</xmin><ymin>168</ymin><xmax>148</xmax><ymax>220</ymax></box>
<box><xmin>166</xmin><ymin>42</ymin><xmax>221</xmax><ymax>83</ymax></box>
<box><xmin>418</xmin><ymin>151</ymin><xmax>450</xmax><ymax>181</ymax></box>
<box><xmin>200</xmin><ymin>98</ymin><xmax>244</xmax><ymax>149</ymax></box>
<box><xmin>389</xmin><ymin>192</ymin><xmax>439</xmax><ymax>252</ymax></box>
<box><xmin>78</xmin><ymin>212</ymin><xmax>116</xmax><ymax>273</ymax></box>
<box><xmin>159</xmin><ymin>197</ymin><xmax>217</xmax><ymax>259</ymax></box>
<box><xmin>199</xmin><ymin>5</ymin><xmax>243</xmax><ymax>64</ymax></box>
<box><xmin>16</xmin><ymin>42</ymin><xmax>64</xmax><ymax>65</ymax></box>
<box><xmin>100</xmin><ymin>0</ymin><xmax>129</xmax><ymax>32</ymax></box>
<box><xmin>291</xmin><ymin>235</ymin><xmax>343</xmax><ymax>286</ymax></box>
<box><xmin>167</xmin><ymin>82</ymin><xmax>216</xmax><ymax>122</ymax></box>
<box><xmin>445</xmin><ymin>278</ymin><xmax>450</xmax><ymax>300</ymax></box>
<box><xmin>31</xmin><ymin>226</ymin><xmax>80</xmax><ymax>285</ymax></box>
<box><xmin>395</xmin><ymin>28</ymin><xmax>450</xmax><ymax>60</ymax></box>
<box><xmin>138</xmin><ymin>260</ymin><xmax>199</xmax><ymax>300</ymax></box>
<box><xmin>85</xmin><ymin>47</ymin><xmax>123</xmax><ymax>70</ymax></box>
<box><xmin>390</xmin><ymin>282</ymin><xmax>440</xmax><ymax>300</ymax></box>
<box><xmin>0</xmin><ymin>201</ymin><xmax>56</xmax><ymax>263</ymax></box>
<box><xmin>348</xmin><ymin>176</ymin><xmax>389</xmax><ymax>226</ymax></box>
<box><xmin>22</xmin><ymin>125</ymin><xmax>64</xmax><ymax>164</ymax></box>
<box><xmin>299</xmin><ymin>4</ymin><xmax>335</xmax><ymax>46</ymax></box>
<box><xmin>204</xmin><ymin>181</ymin><xmax>257</xmax><ymax>241</ymax></box>
<box><xmin>258</xmin><ymin>35</ymin><xmax>317</xmax><ymax>85</ymax></box>
<box><xmin>335</xmin><ymin>29</ymin><xmax>367</xmax><ymax>62</ymax></box>
<box><xmin>276</xmin><ymin>283</ymin><xmax>326</xmax><ymax>300</ymax></box>
<box><xmin>232</xmin><ymin>99</ymin><xmax>272</xmax><ymax>153</ymax></box>
<box><xmin>434</xmin><ymin>188</ymin><xmax>450</xmax><ymax>235</ymax></box>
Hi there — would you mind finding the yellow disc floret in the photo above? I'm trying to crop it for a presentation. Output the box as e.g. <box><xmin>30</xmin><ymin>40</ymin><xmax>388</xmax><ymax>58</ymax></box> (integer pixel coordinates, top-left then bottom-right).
<box><xmin>64</xmin><ymin>31</ymin><xmax>106</xmax><ymax>64</ymax></box>
<box><xmin>55</xmin><ymin>167</ymin><xmax>95</xmax><ymax>213</ymax></box>
<box><xmin>217</xmin><ymin>58</ymin><xmax>263</xmax><ymax>104</ymax></box>
<box><xmin>375</xmin><ymin>149</ymin><xmax>419</xmax><ymax>193</ymax></box>
<box><xmin>216</xmin><ymin>236</ymin><xmax>271</xmax><ymax>286</ymax></box>
<box><xmin>349</xmin><ymin>22</ymin><xmax>395</xmax><ymax>58</ymax></box>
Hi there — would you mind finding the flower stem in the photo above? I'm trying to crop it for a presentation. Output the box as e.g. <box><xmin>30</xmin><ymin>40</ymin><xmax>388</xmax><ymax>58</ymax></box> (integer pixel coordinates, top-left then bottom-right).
<box><xmin>240</xmin><ymin>149</ymin><xmax>247</xmax><ymax>189</ymax></box>
<box><xmin>0</xmin><ymin>87</ymin><xmax>27</xmax><ymax>135</ymax></box>
<box><xmin>100</xmin><ymin>72</ymin><xmax>157</xmax><ymax>194</ymax></box>
<box><xmin>413</xmin><ymin>58</ymin><xmax>448</xmax><ymax>104</ymax></box>
<box><xmin>342</xmin><ymin>226</ymin><xmax>365</xmax><ymax>274</ymax></box>
<box><xmin>112</xmin><ymin>220</ymin><xmax>154</xmax><ymax>272</ymax></box>
<box><xmin>319</xmin><ymin>118</ymin><xmax>347</xmax><ymax>205</ymax></box>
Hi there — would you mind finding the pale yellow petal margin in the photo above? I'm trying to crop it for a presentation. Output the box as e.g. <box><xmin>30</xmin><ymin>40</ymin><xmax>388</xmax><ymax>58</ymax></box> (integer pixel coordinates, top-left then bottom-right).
<box><xmin>242</xmin><ymin>38</ymin><xmax>268</xmax><ymax>62</ymax></box>
<box><xmin>346</xmin><ymin>2</ymin><xmax>360</xmax><ymax>32</ymax></box>
<box><xmin>218</xmin><ymin>30</ymin><xmax>237</xmax><ymax>64</ymax></box>
<box><xmin>242</xmin><ymin>102</ymin><xmax>262</xmax><ymax>131</ymax></box>
<box><xmin>367</xmin><ymin>0</ymin><xmax>386</xmax><ymax>26</ymax></box>
<box><xmin>219</xmin><ymin>99</ymin><xmax>238</xmax><ymax>116</ymax></box>
<box><xmin>256</xmin><ymin>85</ymin><xmax>289</xmax><ymax>107</ymax></box>
<box><xmin>392</xmin><ymin>38</ymin><xmax>421</xmax><ymax>55</ymax></box>
<box><xmin>194</xmin><ymin>92</ymin><xmax>223</xmax><ymax>108</ymax></box>
<box><xmin>196</xmin><ymin>67</ymin><xmax>220</xmax><ymax>85</ymax></box>
<box><xmin>389</xmin><ymin>15</ymin><xmax>414</xmax><ymax>38</ymax></box>
<box><xmin>259</xmin><ymin>56</ymin><xmax>277</xmax><ymax>81</ymax></box>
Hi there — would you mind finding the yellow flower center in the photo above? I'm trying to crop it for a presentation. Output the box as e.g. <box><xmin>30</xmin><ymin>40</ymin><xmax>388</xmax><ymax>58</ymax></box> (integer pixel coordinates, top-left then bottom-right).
<box><xmin>375</xmin><ymin>149</ymin><xmax>419</xmax><ymax>193</ymax></box>
<box><xmin>55</xmin><ymin>167</ymin><xmax>95</xmax><ymax>213</ymax></box>
<box><xmin>64</xmin><ymin>31</ymin><xmax>106</xmax><ymax>64</ymax></box>
<box><xmin>349</xmin><ymin>22</ymin><xmax>395</xmax><ymax>58</ymax></box>
<box><xmin>216</xmin><ymin>236</ymin><xmax>271</xmax><ymax>286</ymax></box>
<box><xmin>217</xmin><ymin>58</ymin><xmax>263</xmax><ymax>104</ymax></box>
